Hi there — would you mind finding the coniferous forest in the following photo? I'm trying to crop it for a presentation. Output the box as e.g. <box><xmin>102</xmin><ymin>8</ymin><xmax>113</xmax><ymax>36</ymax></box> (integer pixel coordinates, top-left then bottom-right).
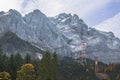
<box><xmin>0</xmin><ymin>51</ymin><xmax>120</xmax><ymax>80</ymax></box>
<box><xmin>0</xmin><ymin>44</ymin><xmax>119</xmax><ymax>80</ymax></box>
<box><xmin>0</xmin><ymin>52</ymin><xmax>58</xmax><ymax>80</ymax></box>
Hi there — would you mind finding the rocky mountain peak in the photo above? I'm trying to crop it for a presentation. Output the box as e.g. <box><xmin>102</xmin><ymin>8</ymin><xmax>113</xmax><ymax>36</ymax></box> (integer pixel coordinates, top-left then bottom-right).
<box><xmin>56</xmin><ymin>13</ymin><xmax>72</xmax><ymax>18</ymax></box>
<box><xmin>0</xmin><ymin>11</ymin><xmax>5</xmax><ymax>15</ymax></box>
<box><xmin>25</xmin><ymin>9</ymin><xmax>46</xmax><ymax>18</ymax></box>
<box><xmin>54</xmin><ymin>13</ymin><xmax>72</xmax><ymax>24</ymax></box>
<box><xmin>73</xmin><ymin>14</ymin><xmax>79</xmax><ymax>20</ymax></box>
<box><xmin>33</xmin><ymin>9</ymin><xmax>41</xmax><ymax>13</ymax></box>
<box><xmin>8</xmin><ymin>9</ymin><xmax>22</xmax><ymax>17</ymax></box>
<box><xmin>24</xmin><ymin>9</ymin><xmax>50</xmax><ymax>26</ymax></box>
<box><xmin>54</xmin><ymin>13</ymin><xmax>87</xmax><ymax>28</ymax></box>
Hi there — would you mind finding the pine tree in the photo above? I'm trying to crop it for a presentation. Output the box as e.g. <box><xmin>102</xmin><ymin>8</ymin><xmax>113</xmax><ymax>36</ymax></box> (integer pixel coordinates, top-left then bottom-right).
<box><xmin>14</xmin><ymin>53</ymin><xmax>23</xmax><ymax>70</ymax></box>
<box><xmin>51</xmin><ymin>52</ymin><xmax>58</xmax><ymax>80</ymax></box>
<box><xmin>32</xmin><ymin>59</ymin><xmax>41</xmax><ymax>80</ymax></box>
<box><xmin>0</xmin><ymin>45</ymin><xmax>7</xmax><ymax>72</ymax></box>
<box><xmin>0</xmin><ymin>53</ymin><xmax>8</xmax><ymax>72</ymax></box>
<box><xmin>40</xmin><ymin>52</ymin><xmax>58</xmax><ymax>80</ymax></box>
<box><xmin>0</xmin><ymin>44</ymin><xmax>3</xmax><ymax>54</ymax></box>
<box><xmin>8</xmin><ymin>54</ymin><xmax>16</xmax><ymax>80</ymax></box>
<box><xmin>24</xmin><ymin>53</ymin><xmax>31</xmax><ymax>64</ymax></box>
<box><xmin>40</xmin><ymin>51</ymin><xmax>52</xmax><ymax>80</ymax></box>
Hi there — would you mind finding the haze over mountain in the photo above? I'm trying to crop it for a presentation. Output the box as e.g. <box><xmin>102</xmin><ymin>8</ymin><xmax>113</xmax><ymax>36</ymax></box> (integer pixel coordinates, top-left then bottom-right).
<box><xmin>0</xmin><ymin>9</ymin><xmax>120</xmax><ymax>63</ymax></box>
<box><xmin>0</xmin><ymin>31</ymin><xmax>43</xmax><ymax>57</ymax></box>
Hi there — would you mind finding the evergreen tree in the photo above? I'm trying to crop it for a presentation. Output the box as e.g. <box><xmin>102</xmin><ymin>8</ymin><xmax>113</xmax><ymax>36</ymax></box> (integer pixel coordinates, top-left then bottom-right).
<box><xmin>32</xmin><ymin>59</ymin><xmax>41</xmax><ymax>80</ymax></box>
<box><xmin>0</xmin><ymin>53</ymin><xmax>8</xmax><ymax>72</ymax></box>
<box><xmin>8</xmin><ymin>54</ymin><xmax>16</xmax><ymax>80</ymax></box>
<box><xmin>14</xmin><ymin>53</ymin><xmax>23</xmax><ymax>70</ymax></box>
<box><xmin>24</xmin><ymin>53</ymin><xmax>31</xmax><ymax>64</ymax></box>
<box><xmin>0</xmin><ymin>44</ymin><xmax>3</xmax><ymax>54</ymax></box>
<box><xmin>40</xmin><ymin>52</ymin><xmax>58</xmax><ymax>80</ymax></box>
<box><xmin>0</xmin><ymin>45</ymin><xmax>7</xmax><ymax>72</ymax></box>
<box><xmin>51</xmin><ymin>52</ymin><xmax>58</xmax><ymax>80</ymax></box>
<box><xmin>40</xmin><ymin>51</ymin><xmax>52</xmax><ymax>80</ymax></box>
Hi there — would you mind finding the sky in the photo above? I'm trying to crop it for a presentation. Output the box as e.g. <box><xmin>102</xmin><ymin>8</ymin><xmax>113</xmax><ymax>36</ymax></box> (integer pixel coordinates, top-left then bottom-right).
<box><xmin>0</xmin><ymin>0</ymin><xmax>120</xmax><ymax>26</ymax></box>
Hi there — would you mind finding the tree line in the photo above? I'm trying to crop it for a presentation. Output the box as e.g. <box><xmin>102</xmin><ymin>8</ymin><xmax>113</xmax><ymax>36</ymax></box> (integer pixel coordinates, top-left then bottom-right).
<box><xmin>0</xmin><ymin>52</ymin><xmax>58</xmax><ymax>80</ymax></box>
<box><xmin>0</xmin><ymin>51</ymin><xmax>120</xmax><ymax>80</ymax></box>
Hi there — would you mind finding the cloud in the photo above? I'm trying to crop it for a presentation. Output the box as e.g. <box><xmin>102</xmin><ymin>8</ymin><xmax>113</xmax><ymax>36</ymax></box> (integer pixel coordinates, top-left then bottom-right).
<box><xmin>0</xmin><ymin>0</ymin><xmax>16</xmax><ymax>11</ymax></box>
<box><xmin>0</xmin><ymin>0</ymin><xmax>115</xmax><ymax>17</ymax></box>
<box><xmin>20</xmin><ymin>0</ymin><xmax>63</xmax><ymax>16</ymax></box>
<box><xmin>18</xmin><ymin>0</ymin><xmax>112</xmax><ymax>17</ymax></box>
<box><xmin>94</xmin><ymin>12</ymin><xmax>120</xmax><ymax>38</ymax></box>
<box><xmin>0</xmin><ymin>0</ymin><xmax>23</xmax><ymax>12</ymax></box>
<box><xmin>58</xmin><ymin>0</ymin><xmax>111</xmax><ymax>18</ymax></box>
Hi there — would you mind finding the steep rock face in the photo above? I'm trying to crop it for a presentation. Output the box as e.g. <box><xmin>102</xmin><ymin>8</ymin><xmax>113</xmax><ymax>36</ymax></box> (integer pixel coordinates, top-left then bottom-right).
<box><xmin>50</xmin><ymin>13</ymin><xmax>120</xmax><ymax>63</ymax></box>
<box><xmin>23</xmin><ymin>10</ymin><xmax>72</xmax><ymax>56</ymax></box>
<box><xmin>87</xmin><ymin>28</ymin><xmax>120</xmax><ymax>63</ymax></box>
<box><xmin>0</xmin><ymin>9</ymin><xmax>28</xmax><ymax>40</ymax></box>
<box><xmin>53</xmin><ymin>13</ymin><xmax>88</xmax><ymax>37</ymax></box>
<box><xmin>50</xmin><ymin>13</ymin><xmax>88</xmax><ymax>53</ymax></box>
<box><xmin>0</xmin><ymin>9</ymin><xmax>72</xmax><ymax>56</ymax></box>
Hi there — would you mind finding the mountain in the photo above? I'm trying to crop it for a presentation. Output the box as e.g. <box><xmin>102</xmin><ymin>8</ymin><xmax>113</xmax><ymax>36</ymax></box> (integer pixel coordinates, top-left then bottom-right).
<box><xmin>94</xmin><ymin>12</ymin><xmax>120</xmax><ymax>38</ymax></box>
<box><xmin>0</xmin><ymin>31</ymin><xmax>43</xmax><ymax>58</ymax></box>
<box><xmin>50</xmin><ymin>13</ymin><xmax>120</xmax><ymax>63</ymax></box>
<box><xmin>0</xmin><ymin>9</ymin><xmax>72</xmax><ymax>56</ymax></box>
<box><xmin>0</xmin><ymin>9</ymin><xmax>120</xmax><ymax>63</ymax></box>
<box><xmin>50</xmin><ymin>13</ymin><xmax>88</xmax><ymax>53</ymax></box>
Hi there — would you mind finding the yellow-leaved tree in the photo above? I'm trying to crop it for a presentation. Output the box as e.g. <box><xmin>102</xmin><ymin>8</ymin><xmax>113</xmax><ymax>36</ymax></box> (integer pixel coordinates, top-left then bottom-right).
<box><xmin>16</xmin><ymin>64</ymin><xmax>35</xmax><ymax>80</ymax></box>
<box><xmin>0</xmin><ymin>71</ymin><xmax>10</xmax><ymax>80</ymax></box>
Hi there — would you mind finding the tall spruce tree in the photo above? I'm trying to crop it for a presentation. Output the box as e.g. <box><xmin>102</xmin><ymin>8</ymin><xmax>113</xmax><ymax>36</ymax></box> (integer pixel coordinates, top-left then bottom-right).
<box><xmin>32</xmin><ymin>59</ymin><xmax>41</xmax><ymax>80</ymax></box>
<box><xmin>0</xmin><ymin>53</ymin><xmax>8</xmax><ymax>72</ymax></box>
<box><xmin>51</xmin><ymin>52</ymin><xmax>58</xmax><ymax>80</ymax></box>
<box><xmin>0</xmin><ymin>44</ymin><xmax>2</xmax><ymax>54</ymax></box>
<box><xmin>14</xmin><ymin>53</ymin><xmax>23</xmax><ymax>70</ymax></box>
<box><xmin>40</xmin><ymin>52</ymin><xmax>52</xmax><ymax>80</ymax></box>
<box><xmin>8</xmin><ymin>54</ymin><xmax>16</xmax><ymax>80</ymax></box>
<box><xmin>24</xmin><ymin>53</ymin><xmax>31</xmax><ymax>64</ymax></box>
<box><xmin>40</xmin><ymin>52</ymin><xmax>58</xmax><ymax>80</ymax></box>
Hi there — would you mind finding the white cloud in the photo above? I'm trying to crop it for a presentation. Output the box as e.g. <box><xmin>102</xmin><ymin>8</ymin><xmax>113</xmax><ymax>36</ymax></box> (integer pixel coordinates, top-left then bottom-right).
<box><xmin>19</xmin><ymin>0</ymin><xmax>112</xmax><ymax>17</ymax></box>
<box><xmin>0</xmin><ymin>0</ymin><xmax>23</xmax><ymax>12</ymax></box>
<box><xmin>19</xmin><ymin>0</ymin><xmax>63</xmax><ymax>16</ymax></box>
<box><xmin>0</xmin><ymin>0</ymin><xmax>115</xmax><ymax>17</ymax></box>
<box><xmin>94</xmin><ymin>12</ymin><xmax>120</xmax><ymax>38</ymax></box>
<box><xmin>58</xmin><ymin>0</ymin><xmax>111</xmax><ymax>18</ymax></box>
<box><xmin>0</xmin><ymin>0</ymin><xmax>26</xmax><ymax>15</ymax></box>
